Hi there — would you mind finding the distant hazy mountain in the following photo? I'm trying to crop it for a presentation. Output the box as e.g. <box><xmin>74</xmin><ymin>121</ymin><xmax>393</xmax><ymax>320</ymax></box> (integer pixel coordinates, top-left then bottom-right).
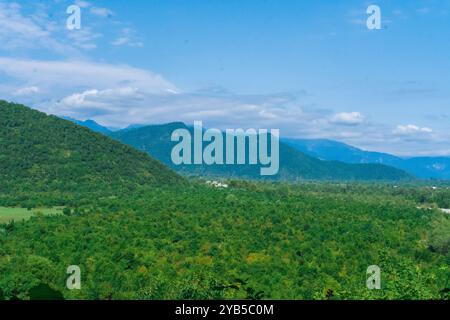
<box><xmin>121</xmin><ymin>124</ymin><xmax>147</xmax><ymax>132</ymax></box>
<box><xmin>398</xmin><ymin>157</ymin><xmax>450</xmax><ymax>180</ymax></box>
<box><xmin>63</xmin><ymin>117</ymin><xmax>113</xmax><ymax>134</ymax></box>
<box><xmin>282</xmin><ymin>139</ymin><xmax>399</xmax><ymax>163</ymax></box>
<box><xmin>283</xmin><ymin>139</ymin><xmax>450</xmax><ymax>180</ymax></box>
<box><xmin>63</xmin><ymin>117</ymin><xmax>149</xmax><ymax>134</ymax></box>
<box><xmin>108</xmin><ymin>122</ymin><xmax>412</xmax><ymax>182</ymax></box>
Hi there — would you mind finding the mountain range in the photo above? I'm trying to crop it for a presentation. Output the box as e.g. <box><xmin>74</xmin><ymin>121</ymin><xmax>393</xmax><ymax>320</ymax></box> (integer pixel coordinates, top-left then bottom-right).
<box><xmin>11</xmin><ymin>104</ymin><xmax>450</xmax><ymax>182</ymax></box>
<box><xmin>107</xmin><ymin>122</ymin><xmax>411</xmax><ymax>181</ymax></box>
<box><xmin>282</xmin><ymin>139</ymin><xmax>450</xmax><ymax>180</ymax></box>
<box><xmin>64</xmin><ymin>117</ymin><xmax>448</xmax><ymax>180</ymax></box>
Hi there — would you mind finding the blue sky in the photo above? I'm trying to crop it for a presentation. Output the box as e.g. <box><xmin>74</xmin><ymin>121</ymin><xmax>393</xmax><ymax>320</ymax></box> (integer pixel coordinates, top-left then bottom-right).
<box><xmin>0</xmin><ymin>0</ymin><xmax>449</xmax><ymax>156</ymax></box>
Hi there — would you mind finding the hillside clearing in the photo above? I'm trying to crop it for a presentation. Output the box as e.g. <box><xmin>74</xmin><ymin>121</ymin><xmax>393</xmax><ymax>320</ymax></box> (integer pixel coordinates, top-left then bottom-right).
<box><xmin>0</xmin><ymin>207</ymin><xmax>63</xmax><ymax>223</ymax></box>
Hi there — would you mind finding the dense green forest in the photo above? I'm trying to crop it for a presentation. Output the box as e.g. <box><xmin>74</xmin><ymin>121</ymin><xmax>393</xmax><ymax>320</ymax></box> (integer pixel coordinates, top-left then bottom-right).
<box><xmin>0</xmin><ymin>101</ymin><xmax>183</xmax><ymax>196</ymax></box>
<box><xmin>0</xmin><ymin>182</ymin><xmax>449</xmax><ymax>300</ymax></box>
<box><xmin>0</xmin><ymin>101</ymin><xmax>448</xmax><ymax>300</ymax></box>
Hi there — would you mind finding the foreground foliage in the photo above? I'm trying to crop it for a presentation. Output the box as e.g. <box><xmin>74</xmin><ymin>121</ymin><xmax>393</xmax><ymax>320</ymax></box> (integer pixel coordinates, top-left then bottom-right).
<box><xmin>0</xmin><ymin>182</ymin><xmax>448</xmax><ymax>300</ymax></box>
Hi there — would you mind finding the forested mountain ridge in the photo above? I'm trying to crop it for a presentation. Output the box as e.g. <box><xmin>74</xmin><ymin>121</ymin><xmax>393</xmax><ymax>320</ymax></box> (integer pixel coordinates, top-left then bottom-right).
<box><xmin>283</xmin><ymin>138</ymin><xmax>450</xmax><ymax>180</ymax></box>
<box><xmin>0</xmin><ymin>101</ymin><xmax>184</xmax><ymax>196</ymax></box>
<box><xmin>110</xmin><ymin>122</ymin><xmax>413</xmax><ymax>181</ymax></box>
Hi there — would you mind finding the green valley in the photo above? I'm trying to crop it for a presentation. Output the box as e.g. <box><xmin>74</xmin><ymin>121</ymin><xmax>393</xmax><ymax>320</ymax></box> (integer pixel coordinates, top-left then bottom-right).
<box><xmin>0</xmin><ymin>101</ymin><xmax>448</xmax><ymax>300</ymax></box>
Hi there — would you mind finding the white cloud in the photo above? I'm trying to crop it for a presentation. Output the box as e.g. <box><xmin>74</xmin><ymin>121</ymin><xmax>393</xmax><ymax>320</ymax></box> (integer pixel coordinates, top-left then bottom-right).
<box><xmin>66</xmin><ymin>26</ymin><xmax>102</xmax><ymax>50</ymax></box>
<box><xmin>42</xmin><ymin>89</ymin><xmax>303</xmax><ymax>128</ymax></box>
<box><xmin>111</xmin><ymin>37</ymin><xmax>128</xmax><ymax>46</ymax></box>
<box><xmin>112</xmin><ymin>37</ymin><xmax>143</xmax><ymax>47</ymax></box>
<box><xmin>111</xmin><ymin>28</ymin><xmax>144</xmax><ymax>47</ymax></box>
<box><xmin>0</xmin><ymin>58</ymin><xmax>176</xmax><ymax>97</ymax></box>
<box><xmin>330</xmin><ymin>112</ymin><xmax>365</xmax><ymax>125</ymax></box>
<box><xmin>51</xmin><ymin>87</ymin><xmax>143</xmax><ymax>115</ymax></box>
<box><xmin>90</xmin><ymin>7</ymin><xmax>114</xmax><ymax>18</ymax></box>
<box><xmin>13</xmin><ymin>86</ymin><xmax>40</xmax><ymax>96</ymax></box>
<box><xmin>0</xmin><ymin>1</ymin><xmax>98</xmax><ymax>54</ymax></box>
<box><xmin>0</xmin><ymin>2</ymin><xmax>65</xmax><ymax>52</ymax></box>
<box><xmin>75</xmin><ymin>1</ymin><xmax>91</xmax><ymax>9</ymax></box>
<box><xmin>0</xmin><ymin>0</ymin><xmax>134</xmax><ymax>55</ymax></box>
<box><xmin>394</xmin><ymin>124</ymin><xmax>433</xmax><ymax>135</ymax></box>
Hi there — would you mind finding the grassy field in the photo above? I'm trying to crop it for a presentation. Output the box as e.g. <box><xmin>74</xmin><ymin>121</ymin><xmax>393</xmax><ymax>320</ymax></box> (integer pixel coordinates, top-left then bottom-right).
<box><xmin>0</xmin><ymin>207</ymin><xmax>63</xmax><ymax>224</ymax></box>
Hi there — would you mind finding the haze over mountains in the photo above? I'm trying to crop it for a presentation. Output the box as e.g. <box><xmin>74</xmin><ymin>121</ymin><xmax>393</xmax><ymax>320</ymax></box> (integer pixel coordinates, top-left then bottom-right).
<box><xmin>64</xmin><ymin>117</ymin><xmax>449</xmax><ymax>181</ymax></box>
<box><xmin>283</xmin><ymin>139</ymin><xmax>450</xmax><ymax>180</ymax></box>
<box><xmin>108</xmin><ymin>122</ymin><xmax>410</xmax><ymax>181</ymax></box>
<box><xmin>6</xmin><ymin>102</ymin><xmax>444</xmax><ymax>183</ymax></box>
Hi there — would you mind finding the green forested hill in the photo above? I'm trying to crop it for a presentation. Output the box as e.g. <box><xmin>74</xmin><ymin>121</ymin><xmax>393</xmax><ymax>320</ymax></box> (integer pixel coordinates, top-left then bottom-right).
<box><xmin>110</xmin><ymin>123</ymin><xmax>413</xmax><ymax>181</ymax></box>
<box><xmin>0</xmin><ymin>101</ymin><xmax>183</xmax><ymax>197</ymax></box>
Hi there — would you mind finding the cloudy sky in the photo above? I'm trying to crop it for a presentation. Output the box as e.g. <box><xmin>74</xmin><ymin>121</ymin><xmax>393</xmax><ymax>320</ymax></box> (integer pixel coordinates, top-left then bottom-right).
<box><xmin>1</xmin><ymin>0</ymin><xmax>450</xmax><ymax>156</ymax></box>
